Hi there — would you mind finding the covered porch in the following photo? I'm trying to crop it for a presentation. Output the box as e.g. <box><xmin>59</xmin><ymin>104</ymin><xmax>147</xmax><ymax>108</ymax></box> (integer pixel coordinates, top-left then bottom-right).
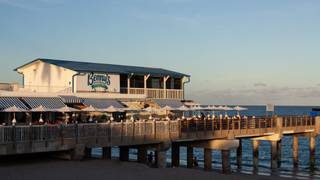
<box><xmin>119</xmin><ymin>74</ymin><xmax>187</xmax><ymax>100</ymax></box>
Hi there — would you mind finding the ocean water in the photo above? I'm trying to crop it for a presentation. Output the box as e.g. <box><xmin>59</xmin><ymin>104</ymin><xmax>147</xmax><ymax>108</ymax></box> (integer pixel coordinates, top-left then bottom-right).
<box><xmin>93</xmin><ymin>106</ymin><xmax>320</xmax><ymax>179</ymax></box>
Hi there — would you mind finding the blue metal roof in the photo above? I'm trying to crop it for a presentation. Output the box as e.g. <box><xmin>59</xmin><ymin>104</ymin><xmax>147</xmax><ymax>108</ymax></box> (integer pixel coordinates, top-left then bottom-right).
<box><xmin>16</xmin><ymin>58</ymin><xmax>190</xmax><ymax>78</ymax></box>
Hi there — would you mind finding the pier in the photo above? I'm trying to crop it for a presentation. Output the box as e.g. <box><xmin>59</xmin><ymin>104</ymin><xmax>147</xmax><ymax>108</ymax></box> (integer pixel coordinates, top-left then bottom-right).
<box><xmin>0</xmin><ymin>115</ymin><xmax>318</xmax><ymax>173</ymax></box>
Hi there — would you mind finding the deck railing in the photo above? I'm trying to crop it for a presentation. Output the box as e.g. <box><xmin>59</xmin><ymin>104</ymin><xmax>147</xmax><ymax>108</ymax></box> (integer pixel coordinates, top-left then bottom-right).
<box><xmin>120</xmin><ymin>88</ymin><xmax>183</xmax><ymax>99</ymax></box>
<box><xmin>0</xmin><ymin>121</ymin><xmax>180</xmax><ymax>145</ymax></box>
<box><xmin>0</xmin><ymin>116</ymin><xmax>315</xmax><ymax>146</ymax></box>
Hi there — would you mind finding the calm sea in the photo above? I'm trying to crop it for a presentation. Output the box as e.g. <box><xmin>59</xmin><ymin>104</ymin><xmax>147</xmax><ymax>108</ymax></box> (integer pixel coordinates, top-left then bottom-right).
<box><xmin>93</xmin><ymin>106</ymin><xmax>320</xmax><ymax>179</ymax></box>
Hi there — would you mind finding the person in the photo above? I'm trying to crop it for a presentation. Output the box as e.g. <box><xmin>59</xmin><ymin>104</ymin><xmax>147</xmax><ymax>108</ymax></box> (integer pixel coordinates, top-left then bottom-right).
<box><xmin>147</xmin><ymin>152</ymin><xmax>153</xmax><ymax>165</ymax></box>
<box><xmin>201</xmin><ymin>113</ymin><xmax>205</xmax><ymax>120</ymax></box>
<box><xmin>193</xmin><ymin>157</ymin><xmax>199</xmax><ymax>167</ymax></box>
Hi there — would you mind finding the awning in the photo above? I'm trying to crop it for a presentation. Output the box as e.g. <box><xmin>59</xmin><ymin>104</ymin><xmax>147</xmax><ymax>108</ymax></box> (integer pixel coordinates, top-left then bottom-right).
<box><xmin>152</xmin><ymin>99</ymin><xmax>184</xmax><ymax>108</ymax></box>
<box><xmin>0</xmin><ymin>97</ymin><xmax>29</xmax><ymax>110</ymax></box>
<box><xmin>82</xmin><ymin>98</ymin><xmax>124</xmax><ymax>109</ymax></box>
<box><xmin>59</xmin><ymin>95</ymin><xmax>83</xmax><ymax>104</ymax></box>
<box><xmin>21</xmin><ymin>97</ymin><xmax>66</xmax><ymax>109</ymax></box>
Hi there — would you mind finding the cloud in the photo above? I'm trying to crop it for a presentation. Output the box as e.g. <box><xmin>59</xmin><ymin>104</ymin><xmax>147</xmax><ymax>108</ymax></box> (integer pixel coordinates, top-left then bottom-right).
<box><xmin>254</xmin><ymin>82</ymin><xmax>267</xmax><ymax>87</ymax></box>
<box><xmin>186</xmin><ymin>86</ymin><xmax>320</xmax><ymax>105</ymax></box>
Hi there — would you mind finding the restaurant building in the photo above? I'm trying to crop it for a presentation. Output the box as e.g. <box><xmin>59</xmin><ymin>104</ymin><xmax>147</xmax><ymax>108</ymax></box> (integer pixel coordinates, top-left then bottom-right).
<box><xmin>14</xmin><ymin>58</ymin><xmax>190</xmax><ymax>100</ymax></box>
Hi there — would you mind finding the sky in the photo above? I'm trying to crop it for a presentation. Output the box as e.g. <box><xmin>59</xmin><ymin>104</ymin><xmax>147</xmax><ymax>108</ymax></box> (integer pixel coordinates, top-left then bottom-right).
<box><xmin>1</xmin><ymin>0</ymin><xmax>320</xmax><ymax>105</ymax></box>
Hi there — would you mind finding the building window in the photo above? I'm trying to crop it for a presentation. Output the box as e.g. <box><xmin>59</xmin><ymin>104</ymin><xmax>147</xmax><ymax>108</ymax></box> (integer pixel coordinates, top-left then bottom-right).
<box><xmin>174</xmin><ymin>78</ymin><xmax>181</xmax><ymax>89</ymax></box>
<box><xmin>120</xmin><ymin>74</ymin><xmax>128</xmax><ymax>88</ymax></box>
<box><xmin>130</xmin><ymin>75</ymin><xmax>144</xmax><ymax>88</ymax></box>
<box><xmin>147</xmin><ymin>77</ymin><xmax>163</xmax><ymax>89</ymax></box>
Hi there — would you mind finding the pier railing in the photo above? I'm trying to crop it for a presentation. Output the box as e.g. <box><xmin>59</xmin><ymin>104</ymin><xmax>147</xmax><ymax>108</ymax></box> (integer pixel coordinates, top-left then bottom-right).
<box><xmin>0</xmin><ymin>116</ymin><xmax>316</xmax><ymax>155</ymax></box>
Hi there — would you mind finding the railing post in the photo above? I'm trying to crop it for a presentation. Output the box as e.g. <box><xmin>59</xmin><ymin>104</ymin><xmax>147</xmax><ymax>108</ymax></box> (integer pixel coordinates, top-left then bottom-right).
<box><xmin>60</xmin><ymin>124</ymin><xmax>64</xmax><ymax>146</ymax></box>
<box><xmin>220</xmin><ymin>118</ymin><xmax>223</xmax><ymax>135</ymax></box>
<box><xmin>178</xmin><ymin>119</ymin><xmax>182</xmax><ymax>138</ymax></box>
<box><xmin>12</xmin><ymin>125</ymin><xmax>16</xmax><ymax>151</ymax></box>
<box><xmin>143</xmin><ymin>120</ymin><xmax>146</xmax><ymax>142</ymax></box>
<box><xmin>132</xmin><ymin>120</ymin><xmax>135</xmax><ymax>141</ymax></box>
<box><xmin>153</xmin><ymin>120</ymin><xmax>157</xmax><ymax>140</ymax></box>
<box><xmin>168</xmin><ymin>120</ymin><xmax>171</xmax><ymax>140</ymax></box>
<box><xmin>75</xmin><ymin>122</ymin><xmax>79</xmax><ymax>144</ymax></box>
<box><xmin>95</xmin><ymin>122</ymin><xmax>99</xmax><ymax>144</ymax></box>
<box><xmin>120</xmin><ymin>120</ymin><xmax>124</xmax><ymax>143</ymax></box>
<box><xmin>275</xmin><ymin>117</ymin><xmax>283</xmax><ymax>135</ymax></box>
<box><xmin>44</xmin><ymin>123</ymin><xmax>48</xmax><ymax>148</ymax></box>
<box><xmin>29</xmin><ymin>124</ymin><xmax>33</xmax><ymax>149</ymax></box>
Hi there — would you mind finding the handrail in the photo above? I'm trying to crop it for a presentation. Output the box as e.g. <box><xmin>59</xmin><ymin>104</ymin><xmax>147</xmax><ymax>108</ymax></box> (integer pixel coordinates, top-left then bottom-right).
<box><xmin>0</xmin><ymin>116</ymin><xmax>316</xmax><ymax>145</ymax></box>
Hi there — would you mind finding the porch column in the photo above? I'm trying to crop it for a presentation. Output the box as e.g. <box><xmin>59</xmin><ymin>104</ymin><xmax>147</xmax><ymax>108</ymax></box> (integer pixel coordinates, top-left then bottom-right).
<box><xmin>163</xmin><ymin>76</ymin><xmax>170</xmax><ymax>99</ymax></box>
<box><xmin>127</xmin><ymin>74</ymin><xmax>133</xmax><ymax>94</ymax></box>
<box><xmin>144</xmin><ymin>74</ymin><xmax>150</xmax><ymax>97</ymax></box>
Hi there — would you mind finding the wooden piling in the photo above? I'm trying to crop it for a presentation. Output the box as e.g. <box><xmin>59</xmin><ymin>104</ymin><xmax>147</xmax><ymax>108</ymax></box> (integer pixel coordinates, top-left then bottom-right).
<box><xmin>187</xmin><ymin>146</ymin><xmax>193</xmax><ymax>168</ymax></box>
<box><xmin>293</xmin><ymin>135</ymin><xmax>299</xmax><ymax>168</ymax></box>
<box><xmin>310</xmin><ymin>134</ymin><xmax>316</xmax><ymax>168</ymax></box>
<box><xmin>221</xmin><ymin>150</ymin><xmax>231</xmax><ymax>174</ymax></box>
<box><xmin>102</xmin><ymin>147</ymin><xmax>112</xmax><ymax>159</ymax></box>
<box><xmin>85</xmin><ymin>147</ymin><xmax>91</xmax><ymax>158</ymax></box>
<box><xmin>138</xmin><ymin>146</ymin><xmax>147</xmax><ymax>163</ymax></box>
<box><xmin>237</xmin><ymin>139</ymin><xmax>242</xmax><ymax>169</ymax></box>
<box><xmin>119</xmin><ymin>146</ymin><xmax>129</xmax><ymax>161</ymax></box>
<box><xmin>271</xmin><ymin>141</ymin><xmax>281</xmax><ymax>170</ymax></box>
<box><xmin>252</xmin><ymin>140</ymin><xmax>259</xmax><ymax>172</ymax></box>
<box><xmin>171</xmin><ymin>143</ymin><xmax>180</xmax><ymax>167</ymax></box>
<box><xmin>204</xmin><ymin>148</ymin><xmax>212</xmax><ymax>171</ymax></box>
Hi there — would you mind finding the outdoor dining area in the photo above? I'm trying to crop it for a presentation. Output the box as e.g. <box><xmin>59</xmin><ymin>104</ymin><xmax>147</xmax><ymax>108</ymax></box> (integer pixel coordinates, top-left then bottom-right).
<box><xmin>0</xmin><ymin>96</ymin><xmax>249</xmax><ymax>127</ymax></box>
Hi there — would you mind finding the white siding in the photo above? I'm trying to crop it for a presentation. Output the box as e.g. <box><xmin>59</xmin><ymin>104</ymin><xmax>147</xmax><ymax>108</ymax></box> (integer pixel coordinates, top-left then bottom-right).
<box><xmin>17</xmin><ymin>60</ymin><xmax>77</xmax><ymax>93</ymax></box>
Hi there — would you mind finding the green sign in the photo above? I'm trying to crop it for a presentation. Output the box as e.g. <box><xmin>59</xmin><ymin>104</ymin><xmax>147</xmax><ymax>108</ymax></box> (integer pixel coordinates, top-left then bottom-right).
<box><xmin>88</xmin><ymin>73</ymin><xmax>111</xmax><ymax>91</ymax></box>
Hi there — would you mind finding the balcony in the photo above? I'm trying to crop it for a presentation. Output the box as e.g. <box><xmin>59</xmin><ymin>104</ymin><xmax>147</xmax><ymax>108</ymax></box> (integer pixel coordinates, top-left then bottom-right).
<box><xmin>120</xmin><ymin>88</ymin><xmax>184</xmax><ymax>99</ymax></box>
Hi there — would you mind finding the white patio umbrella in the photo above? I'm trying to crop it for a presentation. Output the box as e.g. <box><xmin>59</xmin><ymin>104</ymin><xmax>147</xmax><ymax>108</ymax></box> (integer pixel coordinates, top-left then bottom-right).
<box><xmin>190</xmin><ymin>106</ymin><xmax>203</xmax><ymax>110</ymax></box>
<box><xmin>56</xmin><ymin>105</ymin><xmax>80</xmax><ymax>113</ymax></box>
<box><xmin>161</xmin><ymin>105</ymin><xmax>175</xmax><ymax>119</ymax></box>
<box><xmin>233</xmin><ymin>106</ymin><xmax>248</xmax><ymax>116</ymax></box>
<box><xmin>81</xmin><ymin>105</ymin><xmax>98</xmax><ymax>112</ymax></box>
<box><xmin>233</xmin><ymin>106</ymin><xmax>248</xmax><ymax>111</ymax></box>
<box><xmin>217</xmin><ymin>105</ymin><xmax>225</xmax><ymax>111</ymax></box>
<box><xmin>30</xmin><ymin>105</ymin><xmax>55</xmax><ymax>123</ymax></box>
<box><xmin>81</xmin><ymin>105</ymin><xmax>99</xmax><ymax>123</ymax></box>
<box><xmin>102</xmin><ymin>105</ymin><xmax>124</xmax><ymax>113</ymax></box>
<box><xmin>189</xmin><ymin>105</ymin><xmax>203</xmax><ymax>117</ymax></box>
<box><xmin>100</xmin><ymin>106</ymin><xmax>124</xmax><ymax>121</ymax></box>
<box><xmin>176</xmin><ymin>105</ymin><xmax>190</xmax><ymax>111</ymax></box>
<box><xmin>204</xmin><ymin>105</ymin><xmax>218</xmax><ymax>118</ymax></box>
<box><xmin>121</xmin><ymin>107</ymin><xmax>141</xmax><ymax>121</ymax></box>
<box><xmin>176</xmin><ymin>105</ymin><xmax>190</xmax><ymax>119</ymax></box>
<box><xmin>121</xmin><ymin>107</ymin><xmax>141</xmax><ymax>112</ymax></box>
<box><xmin>2</xmin><ymin>105</ymin><xmax>28</xmax><ymax>125</ymax></box>
<box><xmin>143</xmin><ymin>106</ymin><xmax>160</xmax><ymax>120</ymax></box>
<box><xmin>56</xmin><ymin>106</ymin><xmax>81</xmax><ymax>124</ymax></box>
<box><xmin>221</xmin><ymin>106</ymin><xmax>233</xmax><ymax>116</ymax></box>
